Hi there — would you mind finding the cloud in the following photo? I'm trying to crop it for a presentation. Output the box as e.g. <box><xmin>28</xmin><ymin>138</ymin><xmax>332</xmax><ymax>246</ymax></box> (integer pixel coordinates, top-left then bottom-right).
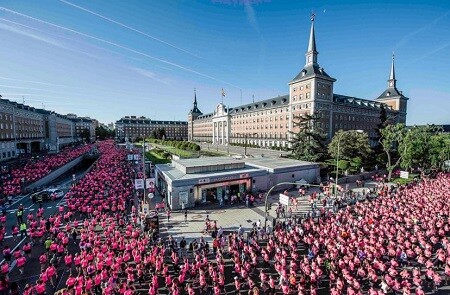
<box><xmin>0</xmin><ymin>84</ymin><xmax>67</xmax><ymax>93</ymax></box>
<box><xmin>129</xmin><ymin>67</ymin><xmax>171</xmax><ymax>85</ymax></box>
<box><xmin>0</xmin><ymin>22</ymin><xmax>63</xmax><ymax>47</ymax></box>
<box><xmin>394</xmin><ymin>11</ymin><xmax>450</xmax><ymax>50</ymax></box>
<box><xmin>0</xmin><ymin>20</ymin><xmax>98</xmax><ymax>59</ymax></box>
<box><xmin>0</xmin><ymin>76</ymin><xmax>69</xmax><ymax>87</ymax></box>
<box><xmin>409</xmin><ymin>41</ymin><xmax>450</xmax><ymax>65</ymax></box>
<box><xmin>0</xmin><ymin>6</ymin><xmax>241</xmax><ymax>89</ymax></box>
<box><xmin>244</xmin><ymin>2</ymin><xmax>260</xmax><ymax>34</ymax></box>
<box><xmin>59</xmin><ymin>0</ymin><xmax>200</xmax><ymax>58</ymax></box>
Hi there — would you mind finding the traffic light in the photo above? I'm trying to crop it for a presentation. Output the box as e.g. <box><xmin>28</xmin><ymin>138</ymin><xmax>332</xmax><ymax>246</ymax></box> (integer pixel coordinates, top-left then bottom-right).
<box><xmin>268</xmin><ymin>203</ymin><xmax>272</xmax><ymax>210</ymax></box>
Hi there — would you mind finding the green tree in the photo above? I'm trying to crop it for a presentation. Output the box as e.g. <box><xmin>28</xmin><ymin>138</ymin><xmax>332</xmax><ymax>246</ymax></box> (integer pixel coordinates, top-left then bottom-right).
<box><xmin>428</xmin><ymin>133</ymin><xmax>450</xmax><ymax>169</ymax></box>
<box><xmin>400</xmin><ymin>125</ymin><xmax>443</xmax><ymax>170</ymax></box>
<box><xmin>95</xmin><ymin>126</ymin><xmax>114</xmax><ymax>140</ymax></box>
<box><xmin>379</xmin><ymin>123</ymin><xmax>407</xmax><ymax>181</ymax></box>
<box><xmin>288</xmin><ymin>112</ymin><xmax>327</xmax><ymax>162</ymax></box>
<box><xmin>80</xmin><ymin>128</ymin><xmax>91</xmax><ymax>143</ymax></box>
<box><xmin>328</xmin><ymin>130</ymin><xmax>372</xmax><ymax>163</ymax></box>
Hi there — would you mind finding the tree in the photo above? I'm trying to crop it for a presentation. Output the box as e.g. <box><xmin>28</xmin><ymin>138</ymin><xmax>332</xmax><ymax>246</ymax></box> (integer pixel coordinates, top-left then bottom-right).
<box><xmin>95</xmin><ymin>126</ymin><xmax>114</xmax><ymax>140</ymax></box>
<box><xmin>379</xmin><ymin>123</ymin><xmax>407</xmax><ymax>181</ymax></box>
<box><xmin>328</xmin><ymin>130</ymin><xmax>372</xmax><ymax>173</ymax></box>
<box><xmin>80</xmin><ymin>128</ymin><xmax>91</xmax><ymax>143</ymax></box>
<box><xmin>428</xmin><ymin>133</ymin><xmax>450</xmax><ymax>169</ymax></box>
<box><xmin>400</xmin><ymin>125</ymin><xmax>444</xmax><ymax>170</ymax></box>
<box><xmin>372</xmin><ymin>105</ymin><xmax>388</xmax><ymax>161</ymax></box>
<box><xmin>288</xmin><ymin>112</ymin><xmax>327</xmax><ymax>162</ymax></box>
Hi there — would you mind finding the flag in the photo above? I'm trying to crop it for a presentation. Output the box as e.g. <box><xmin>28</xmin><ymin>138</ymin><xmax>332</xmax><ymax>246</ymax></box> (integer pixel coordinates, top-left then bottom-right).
<box><xmin>221</xmin><ymin>88</ymin><xmax>226</xmax><ymax>98</ymax></box>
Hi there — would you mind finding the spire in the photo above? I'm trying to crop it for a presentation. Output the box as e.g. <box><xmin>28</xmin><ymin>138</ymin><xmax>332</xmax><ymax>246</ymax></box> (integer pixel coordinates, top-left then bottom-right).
<box><xmin>388</xmin><ymin>52</ymin><xmax>397</xmax><ymax>88</ymax></box>
<box><xmin>189</xmin><ymin>88</ymin><xmax>202</xmax><ymax>115</ymax></box>
<box><xmin>308</xmin><ymin>13</ymin><xmax>317</xmax><ymax>52</ymax></box>
<box><xmin>305</xmin><ymin>13</ymin><xmax>318</xmax><ymax>66</ymax></box>
<box><xmin>193</xmin><ymin>88</ymin><xmax>198</xmax><ymax>108</ymax></box>
<box><xmin>389</xmin><ymin>52</ymin><xmax>396</xmax><ymax>80</ymax></box>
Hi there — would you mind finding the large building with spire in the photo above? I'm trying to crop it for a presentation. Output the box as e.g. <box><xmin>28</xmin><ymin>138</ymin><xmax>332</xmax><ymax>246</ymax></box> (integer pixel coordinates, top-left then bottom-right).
<box><xmin>188</xmin><ymin>16</ymin><xmax>408</xmax><ymax>149</ymax></box>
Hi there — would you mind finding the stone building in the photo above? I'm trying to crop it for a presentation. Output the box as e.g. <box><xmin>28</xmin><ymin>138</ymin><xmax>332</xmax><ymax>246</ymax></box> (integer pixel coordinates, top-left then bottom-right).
<box><xmin>0</xmin><ymin>97</ymin><xmax>92</xmax><ymax>161</ymax></box>
<box><xmin>188</xmin><ymin>16</ymin><xmax>408</xmax><ymax>148</ymax></box>
<box><xmin>115</xmin><ymin>116</ymin><xmax>188</xmax><ymax>141</ymax></box>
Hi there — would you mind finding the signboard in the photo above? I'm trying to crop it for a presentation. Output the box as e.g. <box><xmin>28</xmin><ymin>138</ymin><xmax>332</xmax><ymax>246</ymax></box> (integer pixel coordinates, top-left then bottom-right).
<box><xmin>133</xmin><ymin>154</ymin><xmax>140</xmax><ymax>161</ymax></box>
<box><xmin>240</xmin><ymin>173</ymin><xmax>249</xmax><ymax>179</ymax></box>
<box><xmin>127</xmin><ymin>154</ymin><xmax>134</xmax><ymax>161</ymax></box>
<box><xmin>146</xmin><ymin>178</ymin><xmax>155</xmax><ymax>191</ymax></box>
<box><xmin>279</xmin><ymin>193</ymin><xmax>290</xmax><ymax>206</ymax></box>
<box><xmin>141</xmin><ymin>203</ymin><xmax>149</xmax><ymax>215</ymax></box>
<box><xmin>198</xmin><ymin>178</ymin><xmax>210</xmax><ymax>184</ymax></box>
<box><xmin>134</xmin><ymin>179</ymin><xmax>144</xmax><ymax>189</ymax></box>
<box><xmin>400</xmin><ymin>171</ymin><xmax>409</xmax><ymax>179</ymax></box>
<box><xmin>179</xmin><ymin>191</ymin><xmax>188</xmax><ymax>206</ymax></box>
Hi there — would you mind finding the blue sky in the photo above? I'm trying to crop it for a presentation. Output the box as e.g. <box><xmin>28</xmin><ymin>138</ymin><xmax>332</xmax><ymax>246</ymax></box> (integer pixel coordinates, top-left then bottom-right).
<box><xmin>0</xmin><ymin>0</ymin><xmax>449</xmax><ymax>126</ymax></box>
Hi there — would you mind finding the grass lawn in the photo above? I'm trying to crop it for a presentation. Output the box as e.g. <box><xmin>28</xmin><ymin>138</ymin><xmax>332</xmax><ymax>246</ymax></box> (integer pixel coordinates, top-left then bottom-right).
<box><xmin>199</xmin><ymin>150</ymin><xmax>227</xmax><ymax>157</ymax></box>
<box><xmin>145</xmin><ymin>151</ymin><xmax>170</xmax><ymax>164</ymax></box>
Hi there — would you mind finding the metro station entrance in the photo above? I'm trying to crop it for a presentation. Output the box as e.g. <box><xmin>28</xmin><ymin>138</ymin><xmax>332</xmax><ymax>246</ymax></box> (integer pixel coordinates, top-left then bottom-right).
<box><xmin>195</xmin><ymin>178</ymin><xmax>251</xmax><ymax>205</ymax></box>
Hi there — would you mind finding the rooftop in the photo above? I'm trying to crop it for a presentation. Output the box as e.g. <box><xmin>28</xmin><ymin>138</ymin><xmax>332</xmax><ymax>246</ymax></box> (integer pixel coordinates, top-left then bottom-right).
<box><xmin>244</xmin><ymin>157</ymin><xmax>317</xmax><ymax>172</ymax></box>
<box><xmin>173</xmin><ymin>157</ymin><xmax>245</xmax><ymax>174</ymax></box>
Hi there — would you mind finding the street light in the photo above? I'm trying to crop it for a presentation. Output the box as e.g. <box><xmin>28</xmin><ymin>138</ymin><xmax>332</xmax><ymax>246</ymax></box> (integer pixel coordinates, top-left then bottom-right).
<box><xmin>334</xmin><ymin>130</ymin><xmax>363</xmax><ymax>198</ymax></box>
<box><xmin>142</xmin><ymin>138</ymin><xmax>147</xmax><ymax>205</ymax></box>
<box><xmin>236</xmin><ymin>132</ymin><xmax>258</xmax><ymax>156</ymax></box>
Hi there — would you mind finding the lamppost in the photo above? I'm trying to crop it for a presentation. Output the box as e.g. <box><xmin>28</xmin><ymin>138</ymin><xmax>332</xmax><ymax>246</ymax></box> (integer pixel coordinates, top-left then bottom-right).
<box><xmin>334</xmin><ymin>130</ymin><xmax>363</xmax><ymax>198</ymax></box>
<box><xmin>142</xmin><ymin>139</ymin><xmax>147</xmax><ymax>205</ymax></box>
<box><xmin>236</xmin><ymin>132</ymin><xmax>258</xmax><ymax>156</ymax></box>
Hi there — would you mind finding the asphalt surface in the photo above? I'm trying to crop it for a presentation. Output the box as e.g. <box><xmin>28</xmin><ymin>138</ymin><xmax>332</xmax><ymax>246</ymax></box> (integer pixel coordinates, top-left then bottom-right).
<box><xmin>1</xmin><ymin>169</ymin><xmax>88</xmax><ymax>291</ymax></box>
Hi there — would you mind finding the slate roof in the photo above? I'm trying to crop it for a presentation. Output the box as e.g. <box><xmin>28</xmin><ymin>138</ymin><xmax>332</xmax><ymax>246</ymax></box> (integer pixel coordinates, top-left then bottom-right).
<box><xmin>290</xmin><ymin>64</ymin><xmax>335</xmax><ymax>83</ymax></box>
<box><xmin>333</xmin><ymin>94</ymin><xmax>392</xmax><ymax>110</ymax></box>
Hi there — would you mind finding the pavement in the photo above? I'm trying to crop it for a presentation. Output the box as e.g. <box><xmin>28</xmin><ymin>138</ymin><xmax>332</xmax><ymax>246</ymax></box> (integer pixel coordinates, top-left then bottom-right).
<box><xmin>150</xmin><ymin>180</ymin><xmax>379</xmax><ymax>245</ymax></box>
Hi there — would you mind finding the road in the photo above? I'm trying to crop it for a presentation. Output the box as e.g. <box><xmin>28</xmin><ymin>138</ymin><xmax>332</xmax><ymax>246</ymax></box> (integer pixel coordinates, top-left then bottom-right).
<box><xmin>198</xmin><ymin>142</ymin><xmax>288</xmax><ymax>158</ymax></box>
<box><xmin>1</xmin><ymin>169</ymin><xmax>88</xmax><ymax>291</ymax></box>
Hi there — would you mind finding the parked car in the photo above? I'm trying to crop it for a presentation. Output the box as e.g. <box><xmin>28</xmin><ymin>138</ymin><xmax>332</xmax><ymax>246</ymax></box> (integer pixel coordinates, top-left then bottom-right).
<box><xmin>30</xmin><ymin>188</ymin><xmax>64</xmax><ymax>203</ymax></box>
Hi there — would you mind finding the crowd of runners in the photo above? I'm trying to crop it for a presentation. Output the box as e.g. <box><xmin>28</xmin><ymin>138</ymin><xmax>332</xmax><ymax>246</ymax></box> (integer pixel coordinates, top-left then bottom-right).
<box><xmin>0</xmin><ymin>139</ymin><xmax>448</xmax><ymax>294</ymax></box>
<box><xmin>0</xmin><ymin>145</ymin><xmax>93</xmax><ymax>197</ymax></box>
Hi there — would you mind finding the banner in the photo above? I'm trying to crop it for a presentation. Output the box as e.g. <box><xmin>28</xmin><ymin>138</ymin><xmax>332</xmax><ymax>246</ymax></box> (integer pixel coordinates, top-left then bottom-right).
<box><xmin>146</xmin><ymin>178</ymin><xmax>155</xmax><ymax>191</ymax></box>
<box><xmin>279</xmin><ymin>193</ymin><xmax>290</xmax><ymax>206</ymax></box>
<box><xmin>134</xmin><ymin>179</ymin><xmax>144</xmax><ymax>189</ymax></box>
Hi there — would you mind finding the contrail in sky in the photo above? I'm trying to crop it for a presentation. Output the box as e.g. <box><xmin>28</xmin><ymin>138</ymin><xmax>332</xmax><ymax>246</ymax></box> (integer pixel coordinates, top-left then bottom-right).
<box><xmin>0</xmin><ymin>6</ymin><xmax>241</xmax><ymax>89</ymax></box>
<box><xmin>0</xmin><ymin>76</ymin><xmax>69</xmax><ymax>87</ymax></box>
<box><xmin>59</xmin><ymin>0</ymin><xmax>200</xmax><ymax>58</ymax></box>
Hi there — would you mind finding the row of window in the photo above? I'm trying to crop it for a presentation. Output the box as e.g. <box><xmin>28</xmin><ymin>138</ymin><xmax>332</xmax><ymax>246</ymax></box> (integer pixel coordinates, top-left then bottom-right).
<box><xmin>292</xmin><ymin>93</ymin><xmax>311</xmax><ymax>101</ymax></box>
<box><xmin>292</xmin><ymin>84</ymin><xmax>311</xmax><ymax>92</ymax></box>
<box><xmin>1</xmin><ymin>151</ymin><xmax>15</xmax><ymax>159</ymax></box>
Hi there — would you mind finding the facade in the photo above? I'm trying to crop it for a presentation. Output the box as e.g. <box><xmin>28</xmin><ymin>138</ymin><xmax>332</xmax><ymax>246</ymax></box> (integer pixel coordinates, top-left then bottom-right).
<box><xmin>115</xmin><ymin>116</ymin><xmax>188</xmax><ymax>141</ymax></box>
<box><xmin>155</xmin><ymin>156</ymin><xmax>319</xmax><ymax>210</ymax></box>
<box><xmin>188</xmin><ymin>17</ymin><xmax>408</xmax><ymax>148</ymax></box>
<box><xmin>0</xmin><ymin>98</ymin><xmax>97</xmax><ymax>161</ymax></box>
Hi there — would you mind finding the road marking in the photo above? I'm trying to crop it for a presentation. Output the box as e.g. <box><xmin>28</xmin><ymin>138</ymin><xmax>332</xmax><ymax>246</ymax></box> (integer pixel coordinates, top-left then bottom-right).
<box><xmin>47</xmin><ymin>206</ymin><xmax>52</xmax><ymax>209</ymax></box>
<box><xmin>8</xmin><ymin>194</ymin><xmax>31</xmax><ymax>208</ymax></box>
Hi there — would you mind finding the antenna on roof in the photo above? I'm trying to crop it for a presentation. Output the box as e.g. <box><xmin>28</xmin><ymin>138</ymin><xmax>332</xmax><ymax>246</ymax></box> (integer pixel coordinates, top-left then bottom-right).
<box><xmin>252</xmin><ymin>94</ymin><xmax>255</xmax><ymax>103</ymax></box>
<box><xmin>22</xmin><ymin>96</ymin><xmax>25</xmax><ymax>104</ymax></box>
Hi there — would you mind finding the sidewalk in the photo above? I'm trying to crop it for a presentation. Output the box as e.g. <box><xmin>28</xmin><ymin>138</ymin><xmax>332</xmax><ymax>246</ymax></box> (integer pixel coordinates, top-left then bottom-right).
<box><xmin>155</xmin><ymin>179</ymin><xmax>382</xmax><ymax>245</ymax></box>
